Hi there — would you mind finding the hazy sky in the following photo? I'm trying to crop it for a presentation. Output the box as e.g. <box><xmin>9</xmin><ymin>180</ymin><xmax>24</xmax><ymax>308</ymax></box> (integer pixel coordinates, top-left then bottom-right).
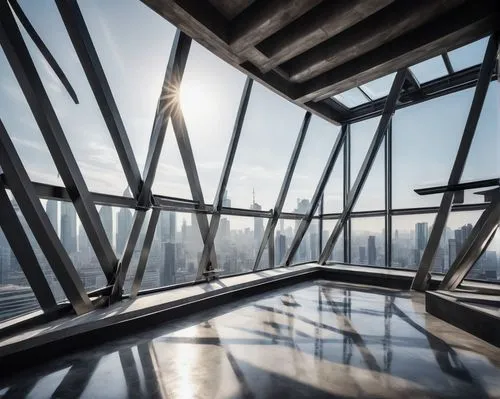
<box><xmin>0</xmin><ymin>0</ymin><xmax>498</xmax><ymax>241</ymax></box>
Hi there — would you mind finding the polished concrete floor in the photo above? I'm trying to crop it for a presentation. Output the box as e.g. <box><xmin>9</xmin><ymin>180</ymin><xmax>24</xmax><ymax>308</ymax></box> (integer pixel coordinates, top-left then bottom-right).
<box><xmin>0</xmin><ymin>280</ymin><xmax>499</xmax><ymax>398</ymax></box>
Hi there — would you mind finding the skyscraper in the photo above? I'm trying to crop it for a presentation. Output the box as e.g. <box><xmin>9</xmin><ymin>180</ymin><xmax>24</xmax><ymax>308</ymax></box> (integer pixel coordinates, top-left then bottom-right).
<box><xmin>161</xmin><ymin>242</ymin><xmax>176</xmax><ymax>286</ymax></box>
<box><xmin>60</xmin><ymin>202</ymin><xmax>77</xmax><ymax>253</ymax></box>
<box><xmin>250</xmin><ymin>193</ymin><xmax>263</xmax><ymax>247</ymax></box>
<box><xmin>415</xmin><ymin>222</ymin><xmax>429</xmax><ymax>264</ymax></box>
<box><xmin>448</xmin><ymin>238</ymin><xmax>457</xmax><ymax>267</ymax></box>
<box><xmin>368</xmin><ymin>236</ymin><xmax>376</xmax><ymax>265</ymax></box>
<box><xmin>45</xmin><ymin>200</ymin><xmax>58</xmax><ymax>235</ymax></box>
<box><xmin>359</xmin><ymin>246</ymin><xmax>366</xmax><ymax>264</ymax></box>
<box><xmin>275</xmin><ymin>232</ymin><xmax>286</xmax><ymax>265</ymax></box>
<box><xmin>116</xmin><ymin>207</ymin><xmax>133</xmax><ymax>255</ymax></box>
<box><xmin>99</xmin><ymin>206</ymin><xmax>114</xmax><ymax>248</ymax></box>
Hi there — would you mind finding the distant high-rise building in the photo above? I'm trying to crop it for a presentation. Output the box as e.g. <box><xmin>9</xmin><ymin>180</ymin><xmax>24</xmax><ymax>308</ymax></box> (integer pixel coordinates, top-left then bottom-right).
<box><xmin>45</xmin><ymin>200</ymin><xmax>58</xmax><ymax>235</ymax></box>
<box><xmin>415</xmin><ymin>222</ymin><xmax>428</xmax><ymax>264</ymax></box>
<box><xmin>160</xmin><ymin>212</ymin><xmax>176</xmax><ymax>244</ymax></box>
<box><xmin>116</xmin><ymin>207</ymin><xmax>133</xmax><ymax>255</ymax></box>
<box><xmin>161</xmin><ymin>242</ymin><xmax>176</xmax><ymax>286</ymax></box>
<box><xmin>359</xmin><ymin>246</ymin><xmax>366</xmax><ymax>264</ymax></box>
<box><xmin>368</xmin><ymin>236</ymin><xmax>376</xmax><ymax>265</ymax></box>
<box><xmin>275</xmin><ymin>233</ymin><xmax>286</xmax><ymax>265</ymax></box>
<box><xmin>250</xmin><ymin>193</ymin><xmax>263</xmax><ymax>246</ymax></box>
<box><xmin>99</xmin><ymin>206</ymin><xmax>113</xmax><ymax>247</ymax></box>
<box><xmin>310</xmin><ymin>232</ymin><xmax>318</xmax><ymax>260</ymax></box>
<box><xmin>60</xmin><ymin>202</ymin><xmax>77</xmax><ymax>253</ymax></box>
<box><xmin>219</xmin><ymin>218</ymin><xmax>230</xmax><ymax>239</ymax></box>
<box><xmin>448</xmin><ymin>239</ymin><xmax>457</xmax><ymax>267</ymax></box>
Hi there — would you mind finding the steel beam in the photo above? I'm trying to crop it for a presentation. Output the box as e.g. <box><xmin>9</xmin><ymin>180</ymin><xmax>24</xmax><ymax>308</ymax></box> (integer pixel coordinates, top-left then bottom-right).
<box><xmin>0</xmin><ymin>121</ymin><xmax>92</xmax><ymax>314</ymax></box>
<box><xmin>252</xmin><ymin>111</ymin><xmax>311</xmax><ymax>271</ymax></box>
<box><xmin>343</xmin><ymin>125</ymin><xmax>351</xmax><ymax>263</ymax></box>
<box><xmin>319</xmin><ymin>69</ymin><xmax>406</xmax><ymax>264</ymax></box>
<box><xmin>283</xmin><ymin>124</ymin><xmax>348</xmax><ymax>266</ymax></box>
<box><xmin>196</xmin><ymin>78</ymin><xmax>253</xmax><ymax>279</ymax></box>
<box><xmin>385</xmin><ymin>120</ymin><xmax>392</xmax><ymax>267</ymax></box>
<box><xmin>440</xmin><ymin>196</ymin><xmax>500</xmax><ymax>290</ymax></box>
<box><xmin>0</xmin><ymin>183</ymin><xmax>56</xmax><ymax>312</ymax></box>
<box><xmin>6</xmin><ymin>0</ymin><xmax>78</xmax><ymax>104</ymax></box>
<box><xmin>138</xmin><ymin>30</ymin><xmax>191</xmax><ymax>208</ymax></box>
<box><xmin>0</xmin><ymin>1</ymin><xmax>117</xmax><ymax>280</ymax></box>
<box><xmin>412</xmin><ymin>34</ymin><xmax>497</xmax><ymax>291</ymax></box>
<box><xmin>55</xmin><ymin>0</ymin><xmax>143</xmax><ymax>198</ymax></box>
<box><xmin>171</xmin><ymin>108</ymin><xmax>218</xmax><ymax>270</ymax></box>
<box><xmin>110</xmin><ymin>210</ymin><xmax>147</xmax><ymax>299</ymax></box>
<box><xmin>130</xmin><ymin>208</ymin><xmax>160</xmax><ymax>298</ymax></box>
<box><xmin>442</xmin><ymin>53</ymin><xmax>454</xmax><ymax>75</ymax></box>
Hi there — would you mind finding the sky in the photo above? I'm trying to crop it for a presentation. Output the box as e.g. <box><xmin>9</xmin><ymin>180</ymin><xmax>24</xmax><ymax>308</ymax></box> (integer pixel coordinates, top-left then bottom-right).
<box><xmin>0</xmin><ymin>0</ymin><xmax>498</xmax><ymax>240</ymax></box>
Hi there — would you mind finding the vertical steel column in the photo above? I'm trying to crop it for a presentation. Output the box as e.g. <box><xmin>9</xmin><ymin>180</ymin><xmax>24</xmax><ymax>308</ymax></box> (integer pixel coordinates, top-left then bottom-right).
<box><xmin>440</xmin><ymin>196</ymin><xmax>500</xmax><ymax>290</ymax></box>
<box><xmin>319</xmin><ymin>70</ymin><xmax>406</xmax><ymax>265</ymax></box>
<box><xmin>268</xmin><ymin>225</ymin><xmax>275</xmax><ymax>269</ymax></box>
<box><xmin>0</xmin><ymin>1</ymin><xmax>117</xmax><ymax>280</ymax></box>
<box><xmin>412</xmin><ymin>34</ymin><xmax>498</xmax><ymax>291</ymax></box>
<box><xmin>171</xmin><ymin>110</ymin><xmax>217</xmax><ymax>269</ymax></box>
<box><xmin>385</xmin><ymin>120</ymin><xmax>393</xmax><ymax>267</ymax></box>
<box><xmin>137</xmin><ymin>30</ymin><xmax>192</xmax><ymax>208</ymax></box>
<box><xmin>0</xmin><ymin>183</ymin><xmax>57</xmax><ymax>312</ymax></box>
<box><xmin>344</xmin><ymin>125</ymin><xmax>351</xmax><ymax>263</ymax></box>
<box><xmin>283</xmin><ymin>124</ymin><xmax>348</xmax><ymax>266</ymax></box>
<box><xmin>130</xmin><ymin>208</ymin><xmax>160</xmax><ymax>298</ymax></box>
<box><xmin>319</xmin><ymin>195</ymin><xmax>324</xmax><ymax>254</ymax></box>
<box><xmin>253</xmin><ymin>111</ymin><xmax>311</xmax><ymax>270</ymax></box>
<box><xmin>55</xmin><ymin>0</ymin><xmax>143</xmax><ymax>198</ymax></box>
<box><xmin>197</xmin><ymin>78</ymin><xmax>253</xmax><ymax>279</ymax></box>
<box><xmin>0</xmin><ymin>121</ymin><xmax>92</xmax><ymax>314</ymax></box>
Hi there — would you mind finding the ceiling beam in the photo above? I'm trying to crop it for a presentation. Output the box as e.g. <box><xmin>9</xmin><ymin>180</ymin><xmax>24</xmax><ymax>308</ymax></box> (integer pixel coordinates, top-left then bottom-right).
<box><xmin>229</xmin><ymin>0</ymin><xmax>321</xmax><ymax>54</ymax></box>
<box><xmin>257</xmin><ymin>0</ymin><xmax>394</xmax><ymax>73</ymax></box>
<box><xmin>283</xmin><ymin>0</ymin><xmax>467</xmax><ymax>83</ymax></box>
<box><xmin>296</xmin><ymin>0</ymin><xmax>498</xmax><ymax>102</ymax></box>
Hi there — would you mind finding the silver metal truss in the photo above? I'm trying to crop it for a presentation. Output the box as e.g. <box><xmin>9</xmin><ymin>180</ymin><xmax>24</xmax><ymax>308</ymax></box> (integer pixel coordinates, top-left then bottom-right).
<box><xmin>0</xmin><ymin>0</ymin><xmax>117</xmax><ymax>281</ymax></box>
<box><xmin>343</xmin><ymin>125</ymin><xmax>351</xmax><ymax>263</ymax></box>
<box><xmin>252</xmin><ymin>111</ymin><xmax>311</xmax><ymax>271</ymax></box>
<box><xmin>411</xmin><ymin>33</ymin><xmax>498</xmax><ymax>291</ymax></box>
<box><xmin>385</xmin><ymin>120</ymin><xmax>392</xmax><ymax>267</ymax></box>
<box><xmin>440</xmin><ymin>193</ymin><xmax>500</xmax><ymax>290</ymax></box>
<box><xmin>283</xmin><ymin>124</ymin><xmax>348</xmax><ymax>266</ymax></box>
<box><xmin>319</xmin><ymin>69</ymin><xmax>407</xmax><ymax>265</ymax></box>
<box><xmin>196</xmin><ymin>77</ymin><xmax>253</xmax><ymax>280</ymax></box>
<box><xmin>0</xmin><ymin>121</ymin><xmax>93</xmax><ymax>315</ymax></box>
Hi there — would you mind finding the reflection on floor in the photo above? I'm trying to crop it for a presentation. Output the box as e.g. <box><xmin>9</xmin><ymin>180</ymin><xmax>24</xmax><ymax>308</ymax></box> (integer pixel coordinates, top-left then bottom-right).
<box><xmin>1</xmin><ymin>280</ymin><xmax>499</xmax><ymax>398</ymax></box>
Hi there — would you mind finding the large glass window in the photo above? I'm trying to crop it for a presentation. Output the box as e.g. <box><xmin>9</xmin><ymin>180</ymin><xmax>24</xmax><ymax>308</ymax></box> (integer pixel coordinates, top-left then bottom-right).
<box><xmin>392</xmin><ymin>89</ymin><xmax>473</xmax><ymax>208</ymax></box>
<box><xmin>350</xmin><ymin>117</ymin><xmax>385</xmax><ymax>211</ymax></box>
<box><xmin>225</xmin><ymin>82</ymin><xmax>303</xmax><ymax>210</ymax></box>
<box><xmin>350</xmin><ymin>217</ymin><xmax>385</xmax><ymax>266</ymax></box>
<box><xmin>216</xmin><ymin>215</ymin><xmax>268</xmax><ymax>276</ymax></box>
<box><xmin>79</xmin><ymin>0</ymin><xmax>177</xmax><ymax>170</ymax></box>
<box><xmin>283</xmin><ymin>116</ymin><xmax>339</xmax><ymax>214</ymax></box>
<box><xmin>140</xmin><ymin>211</ymin><xmax>202</xmax><ymax>291</ymax></box>
<box><xmin>180</xmin><ymin>41</ymin><xmax>246</xmax><ymax>203</ymax></box>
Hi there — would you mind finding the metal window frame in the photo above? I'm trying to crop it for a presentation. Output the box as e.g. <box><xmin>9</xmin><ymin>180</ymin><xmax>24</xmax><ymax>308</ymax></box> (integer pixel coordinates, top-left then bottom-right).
<box><xmin>411</xmin><ymin>34</ymin><xmax>498</xmax><ymax>291</ymax></box>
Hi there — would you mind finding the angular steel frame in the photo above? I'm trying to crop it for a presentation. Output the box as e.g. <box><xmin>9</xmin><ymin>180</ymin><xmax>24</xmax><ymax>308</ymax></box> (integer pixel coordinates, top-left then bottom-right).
<box><xmin>0</xmin><ymin>183</ymin><xmax>57</xmax><ymax>312</ymax></box>
<box><xmin>196</xmin><ymin>77</ymin><xmax>253</xmax><ymax>280</ymax></box>
<box><xmin>411</xmin><ymin>34</ymin><xmax>498</xmax><ymax>291</ymax></box>
<box><xmin>319</xmin><ymin>69</ymin><xmax>407</xmax><ymax>265</ymax></box>
<box><xmin>0</xmin><ymin>121</ymin><xmax>92</xmax><ymax>314</ymax></box>
<box><xmin>0</xmin><ymin>0</ymin><xmax>117</xmax><ymax>280</ymax></box>
<box><xmin>252</xmin><ymin>111</ymin><xmax>311</xmax><ymax>271</ymax></box>
<box><xmin>440</xmin><ymin>195</ymin><xmax>500</xmax><ymax>290</ymax></box>
<box><xmin>283</xmin><ymin>124</ymin><xmax>348</xmax><ymax>266</ymax></box>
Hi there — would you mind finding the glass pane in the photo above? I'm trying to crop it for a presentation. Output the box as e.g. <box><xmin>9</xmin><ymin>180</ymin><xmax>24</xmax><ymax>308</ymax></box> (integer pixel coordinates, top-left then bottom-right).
<box><xmin>410</xmin><ymin>56</ymin><xmax>448</xmax><ymax>83</ymax></box>
<box><xmin>292</xmin><ymin>220</ymin><xmax>319</xmax><ymax>263</ymax></box>
<box><xmin>359</xmin><ymin>73</ymin><xmax>395</xmax><ymax>100</ymax></box>
<box><xmin>180</xmin><ymin>41</ymin><xmax>246</xmax><ymax>203</ymax></box>
<box><xmin>333</xmin><ymin>88</ymin><xmax>368</xmax><ymax>108</ymax></box>
<box><xmin>350</xmin><ymin>217</ymin><xmax>385</xmax><ymax>266</ymax></box>
<box><xmin>19</xmin><ymin>1</ymin><xmax>129</xmax><ymax>195</ymax></box>
<box><xmin>216</xmin><ymin>215</ymin><xmax>267</xmax><ymax>276</ymax></box>
<box><xmin>464</xmin><ymin>227</ymin><xmax>499</xmax><ymax>283</ymax></box>
<box><xmin>79</xmin><ymin>0</ymin><xmax>177</xmax><ymax>170</ymax></box>
<box><xmin>461</xmin><ymin>82</ymin><xmax>500</xmax><ymax>203</ymax></box>
<box><xmin>275</xmin><ymin>218</ymin><xmax>295</xmax><ymax>265</ymax></box>
<box><xmin>392</xmin><ymin>214</ymin><xmax>436</xmax><ymax>270</ymax></box>
<box><xmin>283</xmin><ymin>116</ymin><xmax>339</xmax><ymax>213</ymax></box>
<box><xmin>323</xmin><ymin>144</ymin><xmax>343</xmax><ymax>214</ymax></box>
<box><xmin>0</xmin><ymin>228</ymin><xmax>41</xmax><ymax>322</ymax></box>
<box><xmin>322</xmin><ymin>219</ymin><xmax>344</xmax><ymax>262</ymax></box>
<box><xmin>449</xmin><ymin>37</ymin><xmax>488</xmax><ymax>72</ymax></box>
<box><xmin>151</xmin><ymin>124</ymin><xmax>192</xmax><ymax>199</ymax></box>
<box><xmin>350</xmin><ymin>117</ymin><xmax>385</xmax><ymax>211</ymax></box>
<box><xmin>0</xmin><ymin>48</ymin><xmax>59</xmax><ymax>186</ymax></box>
<box><xmin>140</xmin><ymin>212</ymin><xmax>202</xmax><ymax>291</ymax></box>
<box><xmin>392</xmin><ymin>89</ymin><xmax>473</xmax><ymax>208</ymax></box>
<box><xmin>225</xmin><ymin>82</ymin><xmax>303</xmax><ymax>210</ymax></box>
